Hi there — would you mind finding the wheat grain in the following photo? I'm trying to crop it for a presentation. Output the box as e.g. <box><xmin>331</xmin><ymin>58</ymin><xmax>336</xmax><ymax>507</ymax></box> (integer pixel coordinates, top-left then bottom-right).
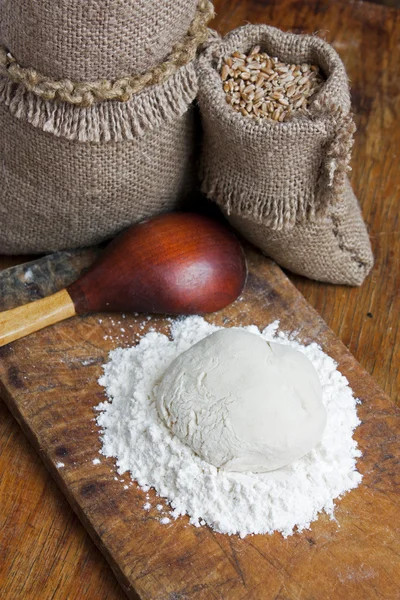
<box><xmin>221</xmin><ymin>47</ymin><xmax>325</xmax><ymax>122</ymax></box>
<box><xmin>221</xmin><ymin>46</ymin><xmax>324</xmax><ymax>122</ymax></box>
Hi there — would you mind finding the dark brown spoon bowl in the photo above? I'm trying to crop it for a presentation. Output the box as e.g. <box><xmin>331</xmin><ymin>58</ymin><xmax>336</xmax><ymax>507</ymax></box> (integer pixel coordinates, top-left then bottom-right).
<box><xmin>68</xmin><ymin>212</ymin><xmax>247</xmax><ymax>315</ymax></box>
<box><xmin>0</xmin><ymin>212</ymin><xmax>247</xmax><ymax>346</ymax></box>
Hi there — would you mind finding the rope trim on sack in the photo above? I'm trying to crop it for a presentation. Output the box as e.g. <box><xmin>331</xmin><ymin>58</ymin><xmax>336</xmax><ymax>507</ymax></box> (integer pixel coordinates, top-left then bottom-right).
<box><xmin>0</xmin><ymin>63</ymin><xmax>198</xmax><ymax>142</ymax></box>
<box><xmin>0</xmin><ymin>0</ymin><xmax>214</xmax><ymax>108</ymax></box>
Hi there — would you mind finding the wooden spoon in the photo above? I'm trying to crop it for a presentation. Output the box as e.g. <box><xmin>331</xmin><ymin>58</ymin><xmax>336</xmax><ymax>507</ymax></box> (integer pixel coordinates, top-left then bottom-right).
<box><xmin>0</xmin><ymin>212</ymin><xmax>247</xmax><ymax>347</ymax></box>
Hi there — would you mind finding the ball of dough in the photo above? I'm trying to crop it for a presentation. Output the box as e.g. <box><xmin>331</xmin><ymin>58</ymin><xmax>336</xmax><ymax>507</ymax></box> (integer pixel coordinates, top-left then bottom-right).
<box><xmin>156</xmin><ymin>328</ymin><xmax>326</xmax><ymax>473</ymax></box>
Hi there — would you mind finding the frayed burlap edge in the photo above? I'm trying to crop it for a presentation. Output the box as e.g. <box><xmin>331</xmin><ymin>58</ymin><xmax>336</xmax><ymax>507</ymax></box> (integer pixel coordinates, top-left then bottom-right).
<box><xmin>198</xmin><ymin>25</ymin><xmax>356</xmax><ymax>229</ymax></box>
<box><xmin>0</xmin><ymin>62</ymin><xmax>198</xmax><ymax>142</ymax></box>
<box><xmin>313</xmin><ymin>101</ymin><xmax>356</xmax><ymax>215</ymax></box>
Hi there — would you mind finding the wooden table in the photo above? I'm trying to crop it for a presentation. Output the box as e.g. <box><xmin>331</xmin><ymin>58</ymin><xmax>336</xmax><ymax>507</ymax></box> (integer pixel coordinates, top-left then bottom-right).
<box><xmin>0</xmin><ymin>1</ymin><xmax>399</xmax><ymax>598</ymax></box>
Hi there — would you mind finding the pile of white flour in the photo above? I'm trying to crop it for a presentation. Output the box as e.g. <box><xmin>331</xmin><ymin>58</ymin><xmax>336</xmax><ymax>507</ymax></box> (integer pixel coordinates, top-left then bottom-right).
<box><xmin>96</xmin><ymin>316</ymin><xmax>362</xmax><ymax>538</ymax></box>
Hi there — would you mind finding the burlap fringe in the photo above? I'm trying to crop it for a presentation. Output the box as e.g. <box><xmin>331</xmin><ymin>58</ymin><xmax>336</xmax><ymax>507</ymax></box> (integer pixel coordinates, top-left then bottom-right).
<box><xmin>201</xmin><ymin>104</ymin><xmax>355</xmax><ymax>230</ymax></box>
<box><xmin>0</xmin><ymin>63</ymin><xmax>198</xmax><ymax>142</ymax></box>
<box><xmin>201</xmin><ymin>170</ymin><xmax>311</xmax><ymax>230</ymax></box>
<box><xmin>314</xmin><ymin>104</ymin><xmax>356</xmax><ymax>213</ymax></box>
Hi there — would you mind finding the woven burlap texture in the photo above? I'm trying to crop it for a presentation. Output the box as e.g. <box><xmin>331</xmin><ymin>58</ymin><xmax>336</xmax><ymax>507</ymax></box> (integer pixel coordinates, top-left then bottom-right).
<box><xmin>0</xmin><ymin>1</ymin><xmax>206</xmax><ymax>254</ymax></box>
<box><xmin>0</xmin><ymin>100</ymin><xmax>196</xmax><ymax>254</ymax></box>
<box><xmin>228</xmin><ymin>180</ymin><xmax>373</xmax><ymax>286</ymax></box>
<box><xmin>0</xmin><ymin>0</ymin><xmax>214</xmax><ymax>107</ymax></box>
<box><xmin>0</xmin><ymin>0</ymin><xmax>198</xmax><ymax>81</ymax></box>
<box><xmin>197</xmin><ymin>25</ymin><xmax>373</xmax><ymax>285</ymax></box>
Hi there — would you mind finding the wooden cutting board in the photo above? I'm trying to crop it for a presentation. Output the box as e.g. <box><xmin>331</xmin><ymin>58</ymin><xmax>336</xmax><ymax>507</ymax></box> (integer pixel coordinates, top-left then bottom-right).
<box><xmin>0</xmin><ymin>247</ymin><xmax>399</xmax><ymax>600</ymax></box>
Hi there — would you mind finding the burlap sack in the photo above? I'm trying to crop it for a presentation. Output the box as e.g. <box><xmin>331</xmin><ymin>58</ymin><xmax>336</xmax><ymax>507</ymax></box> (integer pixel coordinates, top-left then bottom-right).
<box><xmin>197</xmin><ymin>25</ymin><xmax>374</xmax><ymax>285</ymax></box>
<box><xmin>0</xmin><ymin>0</ymin><xmax>214</xmax><ymax>254</ymax></box>
<box><xmin>0</xmin><ymin>0</ymin><xmax>199</xmax><ymax>81</ymax></box>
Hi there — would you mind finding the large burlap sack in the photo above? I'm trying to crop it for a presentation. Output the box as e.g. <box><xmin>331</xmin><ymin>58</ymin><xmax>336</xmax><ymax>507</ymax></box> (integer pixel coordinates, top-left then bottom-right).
<box><xmin>197</xmin><ymin>25</ymin><xmax>374</xmax><ymax>285</ymax></box>
<box><xmin>0</xmin><ymin>0</ymin><xmax>214</xmax><ymax>254</ymax></box>
<box><xmin>0</xmin><ymin>0</ymin><xmax>200</xmax><ymax>81</ymax></box>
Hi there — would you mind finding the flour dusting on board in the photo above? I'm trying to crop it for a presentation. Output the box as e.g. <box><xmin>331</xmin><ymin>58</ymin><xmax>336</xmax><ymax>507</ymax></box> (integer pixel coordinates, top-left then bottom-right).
<box><xmin>96</xmin><ymin>316</ymin><xmax>362</xmax><ymax>538</ymax></box>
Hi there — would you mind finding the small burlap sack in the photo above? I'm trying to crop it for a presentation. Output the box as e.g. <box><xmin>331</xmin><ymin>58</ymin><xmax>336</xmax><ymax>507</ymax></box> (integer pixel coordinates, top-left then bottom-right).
<box><xmin>0</xmin><ymin>0</ymin><xmax>214</xmax><ymax>254</ymax></box>
<box><xmin>197</xmin><ymin>25</ymin><xmax>373</xmax><ymax>285</ymax></box>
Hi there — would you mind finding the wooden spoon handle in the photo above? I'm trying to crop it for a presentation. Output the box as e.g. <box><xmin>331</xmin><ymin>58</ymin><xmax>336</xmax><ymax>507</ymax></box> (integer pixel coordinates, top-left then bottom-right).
<box><xmin>0</xmin><ymin>289</ymin><xmax>76</xmax><ymax>347</ymax></box>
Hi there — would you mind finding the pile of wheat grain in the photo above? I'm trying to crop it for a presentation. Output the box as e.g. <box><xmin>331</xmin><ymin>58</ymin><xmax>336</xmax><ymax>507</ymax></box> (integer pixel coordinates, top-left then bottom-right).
<box><xmin>221</xmin><ymin>46</ymin><xmax>324</xmax><ymax>122</ymax></box>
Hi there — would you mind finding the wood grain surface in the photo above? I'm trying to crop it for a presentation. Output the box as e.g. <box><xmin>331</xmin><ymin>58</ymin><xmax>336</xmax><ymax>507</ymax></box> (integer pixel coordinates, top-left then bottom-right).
<box><xmin>0</xmin><ymin>248</ymin><xmax>399</xmax><ymax>600</ymax></box>
<box><xmin>0</xmin><ymin>0</ymin><xmax>399</xmax><ymax>598</ymax></box>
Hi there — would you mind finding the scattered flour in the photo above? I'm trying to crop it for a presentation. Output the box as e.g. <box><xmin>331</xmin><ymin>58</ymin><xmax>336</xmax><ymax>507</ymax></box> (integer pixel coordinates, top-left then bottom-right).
<box><xmin>92</xmin><ymin>457</ymin><xmax>101</xmax><ymax>465</ymax></box>
<box><xmin>96</xmin><ymin>316</ymin><xmax>362</xmax><ymax>538</ymax></box>
<box><xmin>56</xmin><ymin>462</ymin><xmax>65</xmax><ymax>468</ymax></box>
<box><xmin>23</xmin><ymin>268</ymin><xmax>34</xmax><ymax>283</ymax></box>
